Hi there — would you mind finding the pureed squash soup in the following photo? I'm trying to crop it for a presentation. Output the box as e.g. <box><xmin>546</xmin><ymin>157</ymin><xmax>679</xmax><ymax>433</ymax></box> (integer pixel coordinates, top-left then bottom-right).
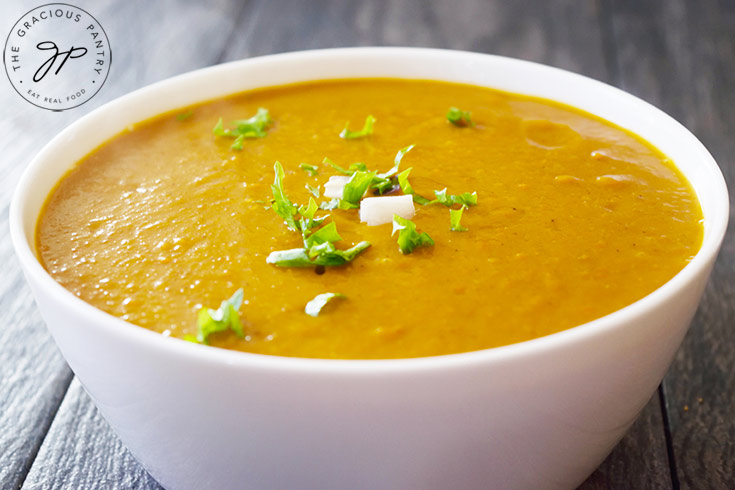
<box><xmin>36</xmin><ymin>79</ymin><xmax>703</xmax><ymax>359</ymax></box>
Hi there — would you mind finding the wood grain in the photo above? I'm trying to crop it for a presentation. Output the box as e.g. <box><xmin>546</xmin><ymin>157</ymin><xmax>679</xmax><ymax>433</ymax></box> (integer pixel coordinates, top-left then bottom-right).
<box><xmin>21</xmin><ymin>379</ymin><xmax>162</xmax><ymax>490</ymax></box>
<box><xmin>0</xmin><ymin>254</ymin><xmax>73</xmax><ymax>490</ymax></box>
<box><xmin>0</xmin><ymin>2</ymin><xmax>91</xmax><ymax>488</ymax></box>
<box><xmin>579</xmin><ymin>393</ymin><xmax>673</xmax><ymax>489</ymax></box>
<box><xmin>608</xmin><ymin>0</ymin><xmax>735</xmax><ymax>488</ymax></box>
<box><xmin>0</xmin><ymin>58</ymin><xmax>77</xmax><ymax>486</ymax></box>
<box><xmin>0</xmin><ymin>0</ymin><xmax>244</xmax><ymax>488</ymax></box>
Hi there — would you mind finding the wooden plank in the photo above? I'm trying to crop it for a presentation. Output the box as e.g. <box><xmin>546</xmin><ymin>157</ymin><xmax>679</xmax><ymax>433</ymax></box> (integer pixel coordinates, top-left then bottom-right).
<box><xmin>578</xmin><ymin>392</ymin><xmax>672</xmax><ymax>489</ymax></box>
<box><xmin>221</xmin><ymin>0</ymin><xmax>608</xmax><ymax>82</ymax></box>
<box><xmin>0</xmin><ymin>250</ymin><xmax>73</xmax><ymax>490</ymax></box>
<box><xmin>26</xmin><ymin>388</ymin><xmax>671</xmax><ymax>490</ymax></box>
<box><xmin>21</xmin><ymin>379</ymin><xmax>162</xmax><ymax>490</ymax></box>
<box><xmin>0</xmin><ymin>1</ymin><xmax>96</xmax><ymax>487</ymax></box>
<box><xmin>608</xmin><ymin>0</ymin><xmax>735</xmax><ymax>488</ymax></box>
<box><xmin>0</xmin><ymin>0</ymin><xmax>246</xmax><ymax>488</ymax></box>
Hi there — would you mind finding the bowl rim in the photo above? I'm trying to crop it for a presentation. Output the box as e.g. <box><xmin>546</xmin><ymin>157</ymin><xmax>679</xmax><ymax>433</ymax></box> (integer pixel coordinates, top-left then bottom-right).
<box><xmin>9</xmin><ymin>46</ymin><xmax>730</xmax><ymax>375</ymax></box>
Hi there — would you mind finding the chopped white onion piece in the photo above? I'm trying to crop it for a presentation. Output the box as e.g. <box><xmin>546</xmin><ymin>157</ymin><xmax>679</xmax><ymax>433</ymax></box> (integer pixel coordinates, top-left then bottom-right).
<box><xmin>359</xmin><ymin>195</ymin><xmax>415</xmax><ymax>226</ymax></box>
<box><xmin>323</xmin><ymin>176</ymin><xmax>350</xmax><ymax>198</ymax></box>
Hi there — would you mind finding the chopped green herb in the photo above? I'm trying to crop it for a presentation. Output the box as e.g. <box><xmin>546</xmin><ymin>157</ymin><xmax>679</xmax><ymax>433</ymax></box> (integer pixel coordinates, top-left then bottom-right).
<box><xmin>305</xmin><ymin>292</ymin><xmax>346</xmax><ymax>317</ymax></box>
<box><xmin>297</xmin><ymin>196</ymin><xmax>318</xmax><ymax>220</ymax></box>
<box><xmin>304</xmin><ymin>221</ymin><xmax>342</xmax><ymax>248</ymax></box>
<box><xmin>449</xmin><ymin>205</ymin><xmax>468</xmax><ymax>231</ymax></box>
<box><xmin>340</xmin><ymin>115</ymin><xmax>376</xmax><ymax>139</ymax></box>
<box><xmin>299</xmin><ymin>163</ymin><xmax>319</xmax><ymax>176</ymax></box>
<box><xmin>271</xmin><ymin>161</ymin><xmax>298</xmax><ymax>230</ymax></box>
<box><xmin>319</xmin><ymin>198</ymin><xmax>341</xmax><ymax>210</ymax></box>
<box><xmin>176</xmin><ymin>110</ymin><xmax>193</xmax><ymax>121</ymax></box>
<box><xmin>392</xmin><ymin>215</ymin><xmax>434</xmax><ymax>254</ymax></box>
<box><xmin>337</xmin><ymin>199</ymin><xmax>360</xmax><ymax>210</ymax></box>
<box><xmin>311</xmin><ymin>241</ymin><xmax>371</xmax><ymax>264</ymax></box>
<box><xmin>397</xmin><ymin>168</ymin><xmax>413</xmax><ymax>194</ymax></box>
<box><xmin>323</xmin><ymin>157</ymin><xmax>368</xmax><ymax>175</ymax></box>
<box><xmin>368</xmin><ymin>145</ymin><xmax>415</xmax><ymax>195</ymax></box>
<box><xmin>267</xmin><ymin>163</ymin><xmax>371</xmax><ymax>269</ymax></box>
<box><xmin>318</xmin><ymin>198</ymin><xmax>359</xmax><ymax>210</ymax></box>
<box><xmin>379</xmin><ymin>144</ymin><xmax>414</xmax><ymax>180</ymax></box>
<box><xmin>231</xmin><ymin>108</ymin><xmax>272</xmax><ymax>134</ymax></box>
<box><xmin>397</xmin><ymin>167</ymin><xmax>431</xmax><ymax>205</ymax></box>
<box><xmin>325</xmin><ymin>145</ymin><xmax>416</xmax><ymax>196</ymax></box>
<box><xmin>433</xmin><ymin>188</ymin><xmax>478</xmax><ymax>207</ymax></box>
<box><xmin>296</xmin><ymin>197</ymin><xmax>327</xmax><ymax>234</ymax></box>
<box><xmin>266</xmin><ymin>241</ymin><xmax>371</xmax><ymax>267</ymax></box>
<box><xmin>342</xmin><ymin>170</ymin><xmax>378</xmax><ymax>205</ymax></box>
<box><xmin>371</xmin><ymin>177</ymin><xmax>395</xmax><ymax>195</ymax></box>
<box><xmin>306</xmin><ymin>184</ymin><xmax>320</xmax><ymax>198</ymax></box>
<box><xmin>394</xmin><ymin>144</ymin><xmax>415</xmax><ymax>166</ymax></box>
<box><xmin>414</xmin><ymin>195</ymin><xmax>432</xmax><ymax>205</ymax></box>
<box><xmin>266</xmin><ymin>248</ymin><xmax>314</xmax><ymax>267</ymax></box>
<box><xmin>213</xmin><ymin>108</ymin><xmax>272</xmax><ymax>150</ymax></box>
<box><xmin>324</xmin><ymin>157</ymin><xmax>348</xmax><ymax>175</ymax></box>
<box><xmin>446</xmin><ymin>107</ymin><xmax>473</xmax><ymax>127</ymax></box>
<box><xmin>195</xmin><ymin>288</ymin><xmax>245</xmax><ymax>344</ymax></box>
<box><xmin>231</xmin><ymin>135</ymin><xmax>246</xmax><ymax>151</ymax></box>
<box><xmin>183</xmin><ymin>334</ymin><xmax>199</xmax><ymax>343</ymax></box>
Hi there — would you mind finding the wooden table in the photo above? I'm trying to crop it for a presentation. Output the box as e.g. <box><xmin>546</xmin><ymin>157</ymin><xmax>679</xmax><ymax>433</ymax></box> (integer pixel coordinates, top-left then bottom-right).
<box><xmin>1</xmin><ymin>0</ymin><xmax>733</xmax><ymax>488</ymax></box>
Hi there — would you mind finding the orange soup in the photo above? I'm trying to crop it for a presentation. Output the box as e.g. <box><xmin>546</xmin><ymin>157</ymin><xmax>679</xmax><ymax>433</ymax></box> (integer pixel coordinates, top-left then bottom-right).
<box><xmin>36</xmin><ymin>79</ymin><xmax>703</xmax><ymax>359</ymax></box>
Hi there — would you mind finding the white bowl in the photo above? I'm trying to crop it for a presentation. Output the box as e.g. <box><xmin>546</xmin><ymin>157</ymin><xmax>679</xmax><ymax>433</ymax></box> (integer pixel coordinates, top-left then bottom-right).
<box><xmin>10</xmin><ymin>48</ymin><xmax>729</xmax><ymax>490</ymax></box>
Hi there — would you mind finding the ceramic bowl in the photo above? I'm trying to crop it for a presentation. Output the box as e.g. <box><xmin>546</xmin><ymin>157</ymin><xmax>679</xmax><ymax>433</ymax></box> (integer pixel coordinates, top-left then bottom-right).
<box><xmin>10</xmin><ymin>48</ymin><xmax>729</xmax><ymax>490</ymax></box>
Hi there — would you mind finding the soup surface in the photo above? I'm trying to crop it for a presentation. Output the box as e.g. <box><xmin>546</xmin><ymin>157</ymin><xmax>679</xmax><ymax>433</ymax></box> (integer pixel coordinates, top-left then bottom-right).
<box><xmin>37</xmin><ymin>79</ymin><xmax>703</xmax><ymax>359</ymax></box>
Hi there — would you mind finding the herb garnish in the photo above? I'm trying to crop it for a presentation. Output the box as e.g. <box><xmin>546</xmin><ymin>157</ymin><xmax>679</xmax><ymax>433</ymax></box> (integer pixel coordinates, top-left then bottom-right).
<box><xmin>267</xmin><ymin>241</ymin><xmax>371</xmax><ymax>267</ymax></box>
<box><xmin>324</xmin><ymin>145</ymin><xmax>417</xmax><ymax>201</ymax></box>
<box><xmin>392</xmin><ymin>215</ymin><xmax>434</xmax><ymax>254</ymax></box>
<box><xmin>380</xmin><ymin>144</ymin><xmax>414</xmax><ymax>179</ymax></box>
<box><xmin>268</xmin><ymin>162</ymin><xmax>372</xmax><ymax>268</ymax></box>
<box><xmin>340</xmin><ymin>115</ymin><xmax>376</xmax><ymax>139</ymax></box>
<box><xmin>319</xmin><ymin>198</ymin><xmax>341</xmax><ymax>210</ymax></box>
<box><xmin>397</xmin><ymin>167</ymin><xmax>431</xmax><ymax>205</ymax></box>
<box><xmin>432</xmin><ymin>188</ymin><xmax>478</xmax><ymax>207</ymax></box>
<box><xmin>341</xmin><ymin>170</ymin><xmax>378</xmax><ymax>207</ymax></box>
<box><xmin>370</xmin><ymin>144</ymin><xmax>414</xmax><ymax>195</ymax></box>
<box><xmin>193</xmin><ymin>289</ymin><xmax>245</xmax><ymax>344</ymax></box>
<box><xmin>449</xmin><ymin>205</ymin><xmax>468</xmax><ymax>231</ymax></box>
<box><xmin>446</xmin><ymin>107</ymin><xmax>473</xmax><ymax>127</ymax></box>
<box><xmin>303</xmin><ymin>221</ymin><xmax>341</xmax><ymax>247</ymax></box>
<box><xmin>296</xmin><ymin>197</ymin><xmax>329</xmax><ymax>235</ymax></box>
<box><xmin>213</xmin><ymin>108</ymin><xmax>272</xmax><ymax>150</ymax></box>
<box><xmin>176</xmin><ymin>110</ymin><xmax>193</xmax><ymax>121</ymax></box>
<box><xmin>271</xmin><ymin>161</ymin><xmax>299</xmax><ymax>230</ymax></box>
<box><xmin>306</xmin><ymin>184</ymin><xmax>320</xmax><ymax>198</ymax></box>
<box><xmin>323</xmin><ymin>157</ymin><xmax>368</xmax><ymax>175</ymax></box>
<box><xmin>305</xmin><ymin>292</ymin><xmax>346</xmax><ymax>317</ymax></box>
<box><xmin>299</xmin><ymin>163</ymin><xmax>319</xmax><ymax>176</ymax></box>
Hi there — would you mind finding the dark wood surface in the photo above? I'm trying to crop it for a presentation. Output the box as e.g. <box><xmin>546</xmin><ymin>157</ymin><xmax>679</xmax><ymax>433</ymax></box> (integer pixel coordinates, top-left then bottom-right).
<box><xmin>1</xmin><ymin>0</ymin><xmax>732</xmax><ymax>488</ymax></box>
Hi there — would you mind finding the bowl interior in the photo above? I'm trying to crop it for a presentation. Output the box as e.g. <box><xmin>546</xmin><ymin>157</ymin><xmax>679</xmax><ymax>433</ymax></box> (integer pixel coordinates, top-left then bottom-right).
<box><xmin>10</xmin><ymin>47</ymin><xmax>729</xmax><ymax>368</ymax></box>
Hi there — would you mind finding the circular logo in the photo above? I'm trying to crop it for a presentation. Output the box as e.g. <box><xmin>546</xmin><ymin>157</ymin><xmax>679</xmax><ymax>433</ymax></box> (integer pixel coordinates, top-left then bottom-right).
<box><xmin>3</xmin><ymin>3</ymin><xmax>111</xmax><ymax>111</ymax></box>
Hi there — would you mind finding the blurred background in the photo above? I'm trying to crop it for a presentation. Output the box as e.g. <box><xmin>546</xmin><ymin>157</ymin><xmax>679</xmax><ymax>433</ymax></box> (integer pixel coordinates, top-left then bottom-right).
<box><xmin>1</xmin><ymin>1</ymin><xmax>733</xmax><ymax>489</ymax></box>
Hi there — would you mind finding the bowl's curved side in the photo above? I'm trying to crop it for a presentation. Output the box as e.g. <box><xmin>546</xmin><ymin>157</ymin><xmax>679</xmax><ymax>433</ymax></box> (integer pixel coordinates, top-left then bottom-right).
<box><xmin>24</xmin><ymin>252</ymin><xmax>715</xmax><ymax>490</ymax></box>
<box><xmin>10</xmin><ymin>48</ymin><xmax>729</xmax><ymax>490</ymax></box>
